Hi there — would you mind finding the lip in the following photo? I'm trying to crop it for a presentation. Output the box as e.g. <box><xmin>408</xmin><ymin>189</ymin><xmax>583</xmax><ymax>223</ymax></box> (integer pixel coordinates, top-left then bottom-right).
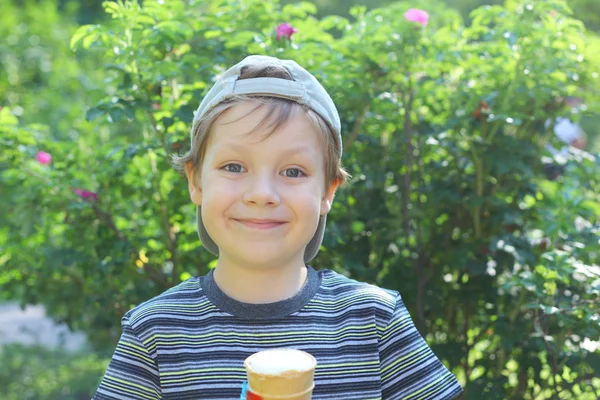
<box><xmin>233</xmin><ymin>219</ymin><xmax>287</xmax><ymax>230</ymax></box>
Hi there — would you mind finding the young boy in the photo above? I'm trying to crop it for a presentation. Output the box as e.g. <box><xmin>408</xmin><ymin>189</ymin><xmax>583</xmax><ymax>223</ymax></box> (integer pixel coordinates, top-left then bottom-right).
<box><xmin>93</xmin><ymin>55</ymin><xmax>463</xmax><ymax>400</ymax></box>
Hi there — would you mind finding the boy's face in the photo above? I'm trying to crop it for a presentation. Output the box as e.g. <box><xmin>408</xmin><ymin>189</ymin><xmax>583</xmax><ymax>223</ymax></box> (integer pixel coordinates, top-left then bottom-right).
<box><xmin>186</xmin><ymin>101</ymin><xmax>337</xmax><ymax>267</ymax></box>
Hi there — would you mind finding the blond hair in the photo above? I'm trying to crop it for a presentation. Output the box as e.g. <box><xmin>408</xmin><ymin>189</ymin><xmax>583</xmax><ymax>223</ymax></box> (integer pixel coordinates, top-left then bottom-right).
<box><xmin>171</xmin><ymin>63</ymin><xmax>350</xmax><ymax>191</ymax></box>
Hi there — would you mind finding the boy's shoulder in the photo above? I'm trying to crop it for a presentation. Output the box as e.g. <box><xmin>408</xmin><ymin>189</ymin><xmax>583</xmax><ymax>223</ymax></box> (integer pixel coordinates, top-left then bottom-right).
<box><xmin>124</xmin><ymin>277</ymin><xmax>204</xmax><ymax>327</ymax></box>
<box><xmin>317</xmin><ymin>268</ymin><xmax>400</xmax><ymax>311</ymax></box>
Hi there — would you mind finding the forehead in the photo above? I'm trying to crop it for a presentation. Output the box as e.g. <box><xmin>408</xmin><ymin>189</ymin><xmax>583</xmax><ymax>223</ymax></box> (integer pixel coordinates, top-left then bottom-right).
<box><xmin>206</xmin><ymin>100</ymin><xmax>325</xmax><ymax>152</ymax></box>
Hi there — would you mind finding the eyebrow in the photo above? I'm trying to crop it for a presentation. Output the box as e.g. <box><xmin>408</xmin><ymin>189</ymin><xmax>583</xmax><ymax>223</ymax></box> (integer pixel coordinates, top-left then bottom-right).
<box><xmin>216</xmin><ymin>142</ymin><xmax>315</xmax><ymax>157</ymax></box>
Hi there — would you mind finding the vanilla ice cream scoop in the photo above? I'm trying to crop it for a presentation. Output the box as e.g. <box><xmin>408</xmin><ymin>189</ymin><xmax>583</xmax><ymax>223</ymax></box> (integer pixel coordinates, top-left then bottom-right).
<box><xmin>249</xmin><ymin>348</ymin><xmax>315</xmax><ymax>375</ymax></box>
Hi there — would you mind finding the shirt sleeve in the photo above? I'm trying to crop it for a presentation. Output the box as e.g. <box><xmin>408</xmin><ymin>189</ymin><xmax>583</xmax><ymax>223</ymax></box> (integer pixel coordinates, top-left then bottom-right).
<box><xmin>93</xmin><ymin>315</ymin><xmax>162</xmax><ymax>400</ymax></box>
<box><xmin>379</xmin><ymin>294</ymin><xmax>463</xmax><ymax>400</ymax></box>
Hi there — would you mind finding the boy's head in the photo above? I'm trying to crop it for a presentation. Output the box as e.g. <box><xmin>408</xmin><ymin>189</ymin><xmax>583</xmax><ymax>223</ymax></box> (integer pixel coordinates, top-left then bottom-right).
<box><xmin>172</xmin><ymin>55</ymin><xmax>349</xmax><ymax>264</ymax></box>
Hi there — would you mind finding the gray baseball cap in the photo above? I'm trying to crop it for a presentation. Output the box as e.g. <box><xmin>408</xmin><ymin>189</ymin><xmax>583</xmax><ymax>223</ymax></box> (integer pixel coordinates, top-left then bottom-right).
<box><xmin>191</xmin><ymin>55</ymin><xmax>342</xmax><ymax>263</ymax></box>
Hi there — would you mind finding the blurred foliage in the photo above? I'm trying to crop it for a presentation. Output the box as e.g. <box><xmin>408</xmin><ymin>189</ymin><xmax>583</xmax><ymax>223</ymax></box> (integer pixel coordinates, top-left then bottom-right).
<box><xmin>1</xmin><ymin>0</ymin><xmax>600</xmax><ymax>399</ymax></box>
<box><xmin>283</xmin><ymin>0</ymin><xmax>600</xmax><ymax>33</ymax></box>
<box><xmin>0</xmin><ymin>343</ymin><xmax>109</xmax><ymax>400</ymax></box>
<box><xmin>0</xmin><ymin>0</ymin><xmax>104</xmax><ymax>140</ymax></box>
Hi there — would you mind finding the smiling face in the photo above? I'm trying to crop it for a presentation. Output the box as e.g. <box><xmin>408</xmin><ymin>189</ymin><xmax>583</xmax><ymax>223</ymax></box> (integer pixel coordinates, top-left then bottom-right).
<box><xmin>186</xmin><ymin>100</ymin><xmax>337</xmax><ymax>268</ymax></box>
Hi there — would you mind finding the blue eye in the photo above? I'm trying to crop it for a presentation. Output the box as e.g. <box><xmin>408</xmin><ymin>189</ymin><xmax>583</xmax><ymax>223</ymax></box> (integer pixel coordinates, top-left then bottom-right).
<box><xmin>223</xmin><ymin>164</ymin><xmax>244</xmax><ymax>173</ymax></box>
<box><xmin>284</xmin><ymin>168</ymin><xmax>305</xmax><ymax>178</ymax></box>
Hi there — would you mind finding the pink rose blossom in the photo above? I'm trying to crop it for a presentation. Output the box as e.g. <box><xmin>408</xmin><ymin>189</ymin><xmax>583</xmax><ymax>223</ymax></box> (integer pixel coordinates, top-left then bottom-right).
<box><xmin>275</xmin><ymin>23</ymin><xmax>297</xmax><ymax>40</ymax></box>
<box><xmin>36</xmin><ymin>151</ymin><xmax>52</xmax><ymax>165</ymax></box>
<box><xmin>74</xmin><ymin>188</ymin><xmax>98</xmax><ymax>201</ymax></box>
<box><xmin>404</xmin><ymin>9</ymin><xmax>429</xmax><ymax>27</ymax></box>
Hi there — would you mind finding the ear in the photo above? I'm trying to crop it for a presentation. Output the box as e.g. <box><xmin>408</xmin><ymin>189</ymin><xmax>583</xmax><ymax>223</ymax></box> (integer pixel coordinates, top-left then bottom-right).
<box><xmin>320</xmin><ymin>179</ymin><xmax>340</xmax><ymax>216</ymax></box>
<box><xmin>185</xmin><ymin>162</ymin><xmax>203</xmax><ymax>206</ymax></box>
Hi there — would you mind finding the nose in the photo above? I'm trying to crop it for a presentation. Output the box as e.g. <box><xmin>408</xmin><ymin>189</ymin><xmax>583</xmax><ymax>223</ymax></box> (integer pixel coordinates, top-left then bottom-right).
<box><xmin>242</xmin><ymin>172</ymin><xmax>280</xmax><ymax>206</ymax></box>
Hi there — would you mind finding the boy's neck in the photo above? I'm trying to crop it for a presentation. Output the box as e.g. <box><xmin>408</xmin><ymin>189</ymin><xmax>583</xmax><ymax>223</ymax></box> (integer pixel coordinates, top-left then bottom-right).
<box><xmin>212</xmin><ymin>256</ymin><xmax>308</xmax><ymax>304</ymax></box>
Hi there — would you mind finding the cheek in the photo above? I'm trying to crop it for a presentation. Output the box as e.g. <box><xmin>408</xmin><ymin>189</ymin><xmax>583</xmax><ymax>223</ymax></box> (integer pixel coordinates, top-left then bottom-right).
<box><xmin>285</xmin><ymin>189</ymin><xmax>322</xmax><ymax>212</ymax></box>
<box><xmin>202</xmin><ymin>177</ymin><xmax>239</xmax><ymax>207</ymax></box>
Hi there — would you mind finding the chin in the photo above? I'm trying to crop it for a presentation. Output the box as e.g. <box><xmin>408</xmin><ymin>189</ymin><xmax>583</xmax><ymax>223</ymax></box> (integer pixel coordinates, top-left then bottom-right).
<box><xmin>228</xmin><ymin>246</ymin><xmax>303</xmax><ymax>266</ymax></box>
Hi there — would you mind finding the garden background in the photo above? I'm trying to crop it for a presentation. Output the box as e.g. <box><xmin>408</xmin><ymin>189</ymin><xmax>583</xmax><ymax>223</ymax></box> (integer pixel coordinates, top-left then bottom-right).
<box><xmin>1</xmin><ymin>0</ymin><xmax>599</xmax><ymax>399</ymax></box>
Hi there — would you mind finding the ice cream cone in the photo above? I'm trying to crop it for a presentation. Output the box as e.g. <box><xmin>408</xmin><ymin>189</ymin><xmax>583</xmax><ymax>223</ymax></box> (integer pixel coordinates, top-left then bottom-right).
<box><xmin>244</xmin><ymin>349</ymin><xmax>317</xmax><ymax>400</ymax></box>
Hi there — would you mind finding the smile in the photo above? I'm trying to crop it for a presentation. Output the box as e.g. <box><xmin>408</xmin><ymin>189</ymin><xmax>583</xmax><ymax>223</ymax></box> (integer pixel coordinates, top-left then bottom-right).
<box><xmin>233</xmin><ymin>219</ymin><xmax>287</xmax><ymax>230</ymax></box>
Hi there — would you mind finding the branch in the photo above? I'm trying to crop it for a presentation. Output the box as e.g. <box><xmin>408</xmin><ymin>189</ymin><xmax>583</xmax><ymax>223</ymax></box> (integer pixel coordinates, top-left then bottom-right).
<box><xmin>146</xmin><ymin>110</ymin><xmax>178</xmax><ymax>278</ymax></box>
<box><xmin>470</xmin><ymin>321</ymin><xmax>495</xmax><ymax>347</ymax></box>
<box><xmin>91</xmin><ymin>203</ymin><xmax>169</xmax><ymax>288</ymax></box>
<box><xmin>401</xmin><ymin>80</ymin><xmax>425</xmax><ymax>332</ymax></box>
<box><xmin>92</xmin><ymin>204</ymin><xmax>125</xmax><ymax>241</ymax></box>
<box><xmin>401</xmin><ymin>81</ymin><xmax>416</xmax><ymax>236</ymax></box>
<box><xmin>462</xmin><ymin>303</ymin><xmax>472</xmax><ymax>382</ymax></box>
<box><xmin>536</xmin><ymin>310</ymin><xmax>561</xmax><ymax>399</ymax></box>
<box><xmin>343</xmin><ymin>102</ymin><xmax>371</xmax><ymax>152</ymax></box>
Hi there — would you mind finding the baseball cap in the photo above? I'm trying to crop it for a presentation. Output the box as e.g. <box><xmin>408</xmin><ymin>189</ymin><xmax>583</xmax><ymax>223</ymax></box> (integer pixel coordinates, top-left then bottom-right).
<box><xmin>191</xmin><ymin>55</ymin><xmax>342</xmax><ymax>263</ymax></box>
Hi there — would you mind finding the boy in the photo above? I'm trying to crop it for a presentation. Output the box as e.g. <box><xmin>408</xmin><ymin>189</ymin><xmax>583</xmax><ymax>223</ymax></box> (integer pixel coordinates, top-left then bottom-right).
<box><xmin>93</xmin><ymin>55</ymin><xmax>463</xmax><ymax>400</ymax></box>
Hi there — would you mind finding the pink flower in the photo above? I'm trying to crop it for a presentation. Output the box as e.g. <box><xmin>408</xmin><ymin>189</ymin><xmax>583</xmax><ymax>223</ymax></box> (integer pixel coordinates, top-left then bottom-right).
<box><xmin>74</xmin><ymin>188</ymin><xmax>98</xmax><ymax>201</ymax></box>
<box><xmin>36</xmin><ymin>151</ymin><xmax>52</xmax><ymax>165</ymax></box>
<box><xmin>404</xmin><ymin>9</ymin><xmax>429</xmax><ymax>27</ymax></box>
<box><xmin>275</xmin><ymin>23</ymin><xmax>297</xmax><ymax>40</ymax></box>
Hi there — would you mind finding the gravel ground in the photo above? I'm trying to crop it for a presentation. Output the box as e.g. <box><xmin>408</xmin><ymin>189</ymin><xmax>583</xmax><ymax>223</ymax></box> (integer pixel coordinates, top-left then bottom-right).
<box><xmin>0</xmin><ymin>302</ymin><xmax>87</xmax><ymax>352</ymax></box>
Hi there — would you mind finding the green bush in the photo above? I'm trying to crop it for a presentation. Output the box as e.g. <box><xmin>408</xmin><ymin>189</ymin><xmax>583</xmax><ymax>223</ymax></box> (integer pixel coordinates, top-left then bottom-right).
<box><xmin>1</xmin><ymin>0</ymin><xmax>599</xmax><ymax>398</ymax></box>
<box><xmin>0</xmin><ymin>343</ymin><xmax>109</xmax><ymax>400</ymax></box>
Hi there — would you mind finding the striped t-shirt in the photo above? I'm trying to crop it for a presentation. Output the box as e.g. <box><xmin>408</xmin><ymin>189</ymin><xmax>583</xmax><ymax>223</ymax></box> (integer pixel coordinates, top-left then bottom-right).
<box><xmin>93</xmin><ymin>266</ymin><xmax>463</xmax><ymax>400</ymax></box>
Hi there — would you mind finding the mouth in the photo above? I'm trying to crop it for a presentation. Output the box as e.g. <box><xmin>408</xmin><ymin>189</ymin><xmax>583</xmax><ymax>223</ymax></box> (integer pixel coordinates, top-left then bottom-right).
<box><xmin>233</xmin><ymin>219</ymin><xmax>287</xmax><ymax>230</ymax></box>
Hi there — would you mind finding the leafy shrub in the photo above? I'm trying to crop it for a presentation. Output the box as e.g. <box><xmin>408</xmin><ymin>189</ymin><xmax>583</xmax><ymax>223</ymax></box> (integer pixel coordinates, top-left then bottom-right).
<box><xmin>0</xmin><ymin>343</ymin><xmax>109</xmax><ymax>400</ymax></box>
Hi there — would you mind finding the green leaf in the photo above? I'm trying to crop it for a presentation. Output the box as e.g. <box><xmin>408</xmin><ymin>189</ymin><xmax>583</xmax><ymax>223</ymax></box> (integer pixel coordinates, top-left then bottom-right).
<box><xmin>225</xmin><ymin>31</ymin><xmax>259</xmax><ymax>48</ymax></box>
<box><xmin>351</xmin><ymin>221</ymin><xmax>365</xmax><ymax>233</ymax></box>
<box><xmin>0</xmin><ymin>108</ymin><xmax>19</xmax><ymax>125</ymax></box>
<box><xmin>299</xmin><ymin>1</ymin><xmax>317</xmax><ymax>15</ymax></box>
<box><xmin>122</xmin><ymin>106</ymin><xmax>136</xmax><ymax>121</ymax></box>
<box><xmin>204</xmin><ymin>30</ymin><xmax>222</xmax><ymax>39</ymax></box>
<box><xmin>85</xmin><ymin>106</ymin><xmax>107</xmax><ymax>121</ymax></box>
<box><xmin>137</xmin><ymin>15</ymin><xmax>156</xmax><ymax>25</ymax></box>
<box><xmin>175</xmin><ymin>105</ymin><xmax>195</xmax><ymax>124</ymax></box>
<box><xmin>349</xmin><ymin>5</ymin><xmax>367</xmax><ymax>19</ymax></box>
<box><xmin>179</xmin><ymin>271</ymin><xmax>192</xmax><ymax>281</ymax></box>
<box><xmin>108</xmin><ymin>108</ymin><xmax>123</xmax><ymax>123</ymax></box>
<box><xmin>103</xmin><ymin>1</ymin><xmax>122</xmax><ymax>17</ymax></box>
<box><xmin>320</xmin><ymin>16</ymin><xmax>349</xmax><ymax>31</ymax></box>
<box><xmin>81</xmin><ymin>29</ymin><xmax>101</xmax><ymax>49</ymax></box>
<box><xmin>586</xmin><ymin>352</ymin><xmax>600</xmax><ymax>372</ymax></box>
<box><xmin>124</xmin><ymin>144</ymin><xmax>138</xmax><ymax>158</ymax></box>
<box><xmin>70</xmin><ymin>24</ymin><xmax>97</xmax><ymax>50</ymax></box>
